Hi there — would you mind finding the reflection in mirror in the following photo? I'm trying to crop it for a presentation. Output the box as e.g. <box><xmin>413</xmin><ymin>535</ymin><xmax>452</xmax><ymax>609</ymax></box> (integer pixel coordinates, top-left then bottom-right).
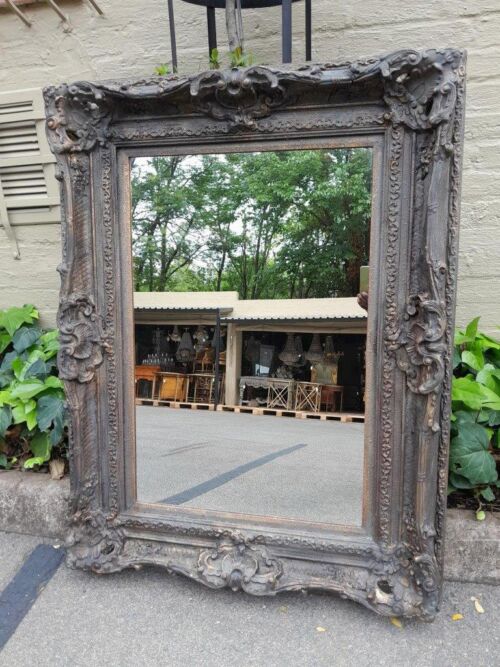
<box><xmin>131</xmin><ymin>147</ymin><xmax>372</xmax><ymax>526</ymax></box>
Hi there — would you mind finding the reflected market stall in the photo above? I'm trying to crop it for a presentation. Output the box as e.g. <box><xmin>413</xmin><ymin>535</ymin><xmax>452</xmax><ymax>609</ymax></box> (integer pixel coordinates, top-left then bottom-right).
<box><xmin>134</xmin><ymin>291</ymin><xmax>367</xmax><ymax>419</ymax></box>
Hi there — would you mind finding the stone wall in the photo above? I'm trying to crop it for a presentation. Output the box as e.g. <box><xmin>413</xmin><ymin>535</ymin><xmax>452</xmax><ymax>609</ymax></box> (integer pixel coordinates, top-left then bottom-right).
<box><xmin>0</xmin><ymin>0</ymin><xmax>499</xmax><ymax>332</ymax></box>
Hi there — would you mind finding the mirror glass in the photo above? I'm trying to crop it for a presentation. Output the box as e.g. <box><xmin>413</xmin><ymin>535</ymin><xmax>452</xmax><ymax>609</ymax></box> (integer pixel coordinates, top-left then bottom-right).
<box><xmin>131</xmin><ymin>146</ymin><xmax>373</xmax><ymax>526</ymax></box>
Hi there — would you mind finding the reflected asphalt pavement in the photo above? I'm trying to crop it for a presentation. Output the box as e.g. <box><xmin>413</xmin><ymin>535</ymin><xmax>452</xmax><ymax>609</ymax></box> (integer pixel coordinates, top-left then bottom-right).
<box><xmin>135</xmin><ymin>406</ymin><xmax>365</xmax><ymax>526</ymax></box>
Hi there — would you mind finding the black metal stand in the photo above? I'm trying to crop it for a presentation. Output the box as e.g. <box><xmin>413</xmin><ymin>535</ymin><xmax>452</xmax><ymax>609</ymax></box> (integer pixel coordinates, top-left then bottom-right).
<box><xmin>213</xmin><ymin>308</ymin><xmax>221</xmax><ymax>409</ymax></box>
<box><xmin>170</xmin><ymin>1</ymin><xmax>312</xmax><ymax>68</ymax></box>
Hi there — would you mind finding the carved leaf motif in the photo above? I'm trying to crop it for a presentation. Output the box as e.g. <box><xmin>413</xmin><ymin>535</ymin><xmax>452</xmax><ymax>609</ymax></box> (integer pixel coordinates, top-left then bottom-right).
<box><xmin>190</xmin><ymin>67</ymin><xmax>286</xmax><ymax>128</ymax></box>
<box><xmin>58</xmin><ymin>294</ymin><xmax>108</xmax><ymax>383</ymax></box>
<box><xmin>197</xmin><ymin>534</ymin><xmax>283</xmax><ymax>594</ymax></box>
<box><xmin>393</xmin><ymin>294</ymin><xmax>446</xmax><ymax>395</ymax></box>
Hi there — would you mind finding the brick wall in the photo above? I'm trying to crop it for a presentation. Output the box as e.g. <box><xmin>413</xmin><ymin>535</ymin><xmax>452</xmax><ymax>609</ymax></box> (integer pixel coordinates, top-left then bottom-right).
<box><xmin>0</xmin><ymin>0</ymin><xmax>499</xmax><ymax>331</ymax></box>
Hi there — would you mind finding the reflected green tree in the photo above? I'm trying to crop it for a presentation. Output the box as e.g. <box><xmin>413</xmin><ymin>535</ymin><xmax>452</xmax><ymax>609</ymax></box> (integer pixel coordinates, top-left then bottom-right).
<box><xmin>131</xmin><ymin>149</ymin><xmax>372</xmax><ymax>298</ymax></box>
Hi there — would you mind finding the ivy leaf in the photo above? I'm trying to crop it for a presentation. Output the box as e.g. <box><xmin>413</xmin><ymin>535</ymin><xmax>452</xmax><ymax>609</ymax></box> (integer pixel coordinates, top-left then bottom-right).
<box><xmin>26</xmin><ymin>410</ymin><xmax>37</xmax><ymax>431</ymax></box>
<box><xmin>24</xmin><ymin>431</ymin><xmax>51</xmax><ymax>469</ymax></box>
<box><xmin>39</xmin><ymin>330</ymin><xmax>59</xmax><ymax>360</ymax></box>
<box><xmin>454</xmin><ymin>410</ymin><xmax>476</xmax><ymax>425</ymax></box>
<box><xmin>480</xmin><ymin>486</ymin><xmax>495</xmax><ymax>502</ymax></box>
<box><xmin>11</xmin><ymin>357</ymin><xmax>25</xmax><ymax>380</ymax></box>
<box><xmin>44</xmin><ymin>376</ymin><xmax>63</xmax><ymax>390</ymax></box>
<box><xmin>10</xmin><ymin>379</ymin><xmax>46</xmax><ymax>401</ymax></box>
<box><xmin>452</xmin><ymin>377</ymin><xmax>484</xmax><ymax>410</ymax></box>
<box><xmin>24</xmin><ymin>358</ymin><xmax>48</xmax><ymax>380</ymax></box>
<box><xmin>37</xmin><ymin>394</ymin><xmax>66</xmax><ymax>445</ymax></box>
<box><xmin>12</xmin><ymin>403</ymin><xmax>29</xmax><ymax>425</ymax></box>
<box><xmin>0</xmin><ymin>305</ymin><xmax>38</xmax><ymax>337</ymax></box>
<box><xmin>450</xmin><ymin>423</ymin><xmax>498</xmax><ymax>486</ymax></box>
<box><xmin>476</xmin><ymin>333</ymin><xmax>500</xmax><ymax>351</ymax></box>
<box><xmin>24</xmin><ymin>456</ymin><xmax>47</xmax><ymax>469</ymax></box>
<box><xmin>0</xmin><ymin>350</ymin><xmax>18</xmax><ymax>372</ymax></box>
<box><xmin>465</xmin><ymin>317</ymin><xmax>480</xmax><ymax>341</ymax></box>
<box><xmin>449</xmin><ymin>471</ymin><xmax>478</xmax><ymax>490</ymax></box>
<box><xmin>0</xmin><ymin>405</ymin><xmax>12</xmax><ymax>437</ymax></box>
<box><xmin>0</xmin><ymin>390</ymin><xmax>16</xmax><ymax>407</ymax></box>
<box><xmin>12</xmin><ymin>326</ymin><xmax>42</xmax><ymax>354</ymax></box>
<box><xmin>452</xmin><ymin>376</ymin><xmax>500</xmax><ymax>410</ymax></box>
<box><xmin>0</xmin><ymin>332</ymin><xmax>11</xmax><ymax>355</ymax></box>
<box><xmin>455</xmin><ymin>317</ymin><xmax>480</xmax><ymax>346</ymax></box>
<box><xmin>476</xmin><ymin>366</ymin><xmax>500</xmax><ymax>393</ymax></box>
<box><xmin>462</xmin><ymin>349</ymin><xmax>484</xmax><ymax>372</ymax></box>
<box><xmin>13</xmin><ymin>402</ymin><xmax>37</xmax><ymax>430</ymax></box>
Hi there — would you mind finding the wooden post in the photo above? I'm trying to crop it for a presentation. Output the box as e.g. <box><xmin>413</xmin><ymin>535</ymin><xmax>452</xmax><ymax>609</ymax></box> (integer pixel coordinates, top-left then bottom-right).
<box><xmin>225</xmin><ymin>0</ymin><xmax>244</xmax><ymax>54</ymax></box>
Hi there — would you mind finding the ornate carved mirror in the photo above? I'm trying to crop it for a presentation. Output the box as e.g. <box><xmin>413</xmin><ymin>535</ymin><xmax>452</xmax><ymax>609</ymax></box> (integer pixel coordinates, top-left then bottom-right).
<box><xmin>44</xmin><ymin>48</ymin><xmax>466</xmax><ymax>620</ymax></box>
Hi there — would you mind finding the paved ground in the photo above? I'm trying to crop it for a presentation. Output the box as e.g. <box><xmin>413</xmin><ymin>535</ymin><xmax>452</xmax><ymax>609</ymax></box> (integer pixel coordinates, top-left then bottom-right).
<box><xmin>136</xmin><ymin>407</ymin><xmax>365</xmax><ymax>525</ymax></box>
<box><xmin>0</xmin><ymin>532</ymin><xmax>498</xmax><ymax>667</ymax></box>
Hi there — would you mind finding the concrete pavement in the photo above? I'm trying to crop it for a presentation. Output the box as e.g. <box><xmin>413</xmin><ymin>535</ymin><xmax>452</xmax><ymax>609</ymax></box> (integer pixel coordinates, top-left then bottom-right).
<box><xmin>0</xmin><ymin>531</ymin><xmax>498</xmax><ymax>667</ymax></box>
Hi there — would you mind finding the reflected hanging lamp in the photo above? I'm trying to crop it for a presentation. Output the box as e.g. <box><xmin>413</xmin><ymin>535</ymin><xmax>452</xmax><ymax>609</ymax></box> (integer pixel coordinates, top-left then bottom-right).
<box><xmin>279</xmin><ymin>333</ymin><xmax>301</xmax><ymax>367</ymax></box>
<box><xmin>304</xmin><ymin>333</ymin><xmax>323</xmax><ymax>363</ymax></box>
<box><xmin>294</xmin><ymin>335</ymin><xmax>306</xmax><ymax>366</ymax></box>
<box><xmin>324</xmin><ymin>335</ymin><xmax>342</xmax><ymax>363</ymax></box>
<box><xmin>169</xmin><ymin>325</ymin><xmax>181</xmax><ymax>343</ymax></box>
<box><xmin>176</xmin><ymin>329</ymin><xmax>196</xmax><ymax>363</ymax></box>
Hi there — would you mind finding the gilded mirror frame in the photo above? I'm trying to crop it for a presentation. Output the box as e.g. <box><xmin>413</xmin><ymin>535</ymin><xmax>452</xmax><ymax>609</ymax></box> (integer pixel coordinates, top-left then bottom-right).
<box><xmin>43</xmin><ymin>48</ymin><xmax>466</xmax><ymax>620</ymax></box>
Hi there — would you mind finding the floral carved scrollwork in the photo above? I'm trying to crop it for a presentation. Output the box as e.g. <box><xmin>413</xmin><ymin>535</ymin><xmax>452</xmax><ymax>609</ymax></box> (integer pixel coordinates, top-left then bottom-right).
<box><xmin>390</xmin><ymin>290</ymin><xmax>446</xmax><ymax>396</ymax></box>
<box><xmin>197</xmin><ymin>532</ymin><xmax>283</xmax><ymax>595</ymax></box>
<box><xmin>45</xmin><ymin>82</ymin><xmax>111</xmax><ymax>153</ymax></box>
<box><xmin>58</xmin><ymin>293</ymin><xmax>110</xmax><ymax>383</ymax></box>
<box><xmin>190</xmin><ymin>67</ymin><xmax>287</xmax><ymax>128</ymax></box>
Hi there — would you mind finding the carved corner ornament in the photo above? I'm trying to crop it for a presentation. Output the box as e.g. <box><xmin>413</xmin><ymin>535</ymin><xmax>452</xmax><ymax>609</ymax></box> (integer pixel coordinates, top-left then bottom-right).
<box><xmin>45</xmin><ymin>82</ymin><xmax>112</xmax><ymax>153</ymax></box>
<box><xmin>58</xmin><ymin>293</ymin><xmax>110</xmax><ymax>383</ymax></box>
<box><xmin>351</xmin><ymin>49</ymin><xmax>464</xmax><ymax>136</ymax></box>
<box><xmin>66</xmin><ymin>509</ymin><xmax>124</xmax><ymax>573</ymax></box>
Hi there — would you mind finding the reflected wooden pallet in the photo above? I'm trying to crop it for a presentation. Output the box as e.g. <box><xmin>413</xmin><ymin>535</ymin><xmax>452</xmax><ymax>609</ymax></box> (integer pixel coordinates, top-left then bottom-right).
<box><xmin>134</xmin><ymin>399</ymin><xmax>364</xmax><ymax>423</ymax></box>
<box><xmin>217</xmin><ymin>405</ymin><xmax>365</xmax><ymax>423</ymax></box>
<box><xmin>135</xmin><ymin>399</ymin><xmax>215</xmax><ymax>411</ymax></box>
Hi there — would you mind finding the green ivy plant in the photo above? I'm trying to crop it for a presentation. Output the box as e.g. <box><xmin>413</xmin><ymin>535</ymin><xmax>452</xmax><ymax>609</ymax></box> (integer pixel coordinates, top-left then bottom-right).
<box><xmin>154</xmin><ymin>63</ymin><xmax>170</xmax><ymax>76</ymax></box>
<box><xmin>229</xmin><ymin>46</ymin><xmax>253</xmax><ymax>67</ymax></box>
<box><xmin>0</xmin><ymin>305</ymin><xmax>67</xmax><ymax>471</ymax></box>
<box><xmin>449</xmin><ymin>317</ymin><xmax>500</xmax><ymax>516</ymax></box>
<box><xmin>209</xmin><ymin>48</ymin><xmax>221</xmax><ymax>70</ymax></box>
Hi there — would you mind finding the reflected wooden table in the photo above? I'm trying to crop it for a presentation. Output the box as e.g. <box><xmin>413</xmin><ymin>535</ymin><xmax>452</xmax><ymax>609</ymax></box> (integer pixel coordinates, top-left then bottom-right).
<box><xmin>135</xmin><ymin>365</ymin><xmax>161</xmax><ymax>399</ymax></box>
<box><xmin>153</xmin><ymin>372</ymin><xmax>221</xmax><ymax>404</ymax></box>
<box><xmin>320</xmin><ymin>385</ymin><xmax>344</xmax><ymax>412</ymax></box>
<box><xmin>155</xmin><ymin>372</ymin><xmax>189</xmax><ymax>402</ymax></box>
